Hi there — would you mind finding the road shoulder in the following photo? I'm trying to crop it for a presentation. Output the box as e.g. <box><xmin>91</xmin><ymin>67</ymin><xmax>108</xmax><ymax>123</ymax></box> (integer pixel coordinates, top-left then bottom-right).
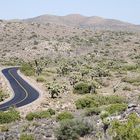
<box><xmin>17</xmin><ymin>70</ymin><xmax>46</xmax><ymax>116</ymax></box>
<box><xmin>0</xmin><ymin>66</ymin><xmax>15</xmax><ymax>105</ymax></box>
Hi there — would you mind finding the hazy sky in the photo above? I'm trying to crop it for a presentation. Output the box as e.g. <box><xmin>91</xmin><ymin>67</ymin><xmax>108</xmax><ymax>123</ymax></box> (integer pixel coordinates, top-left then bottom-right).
<box><xmin>0</xmin><ymin>0</ymin><xmax>139</xmax><ymax>24</ymax></box>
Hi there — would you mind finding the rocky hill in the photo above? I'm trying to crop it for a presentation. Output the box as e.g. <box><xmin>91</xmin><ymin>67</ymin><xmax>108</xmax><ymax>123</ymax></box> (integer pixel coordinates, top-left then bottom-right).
<box><xmin>0</xmin><ymin>14</ymin><xmax>140</xmax><ymax>64</ymax></box>
<box><xmin>24</xmin><ymin>14</ymin><xmax>140</xmax><ymax>31</ymax></box>
<box><xmin>0</xmin><ymin>14</ymin><xmax>140</xmax><ymax>140</ymax></box>
<box><xmin>0</xmin><ymin>18</ymin><xmax>140</xmax><ymax>65</ymax></box>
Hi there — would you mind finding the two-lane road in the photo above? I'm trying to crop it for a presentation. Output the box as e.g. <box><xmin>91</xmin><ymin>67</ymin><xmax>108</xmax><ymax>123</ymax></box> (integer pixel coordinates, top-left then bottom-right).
<box><xmin>0</xmin><ymin>67</ymin><xmax>39</xmax><ymax>111</ymax></box>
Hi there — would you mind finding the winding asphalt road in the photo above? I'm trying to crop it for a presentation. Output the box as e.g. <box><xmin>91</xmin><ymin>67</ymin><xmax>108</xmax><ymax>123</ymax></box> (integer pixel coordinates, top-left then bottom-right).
<box><xmin>0</xmin><ymin>67</ymin><xmax>39</xmax><ymax>111</ymax></box>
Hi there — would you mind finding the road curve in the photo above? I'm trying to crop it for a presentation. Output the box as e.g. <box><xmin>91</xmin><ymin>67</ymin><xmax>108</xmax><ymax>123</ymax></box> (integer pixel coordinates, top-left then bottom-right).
<box><xmin>0</xmin><ymin>67</ymin><xmax>39</xmax><ymax>111</ymax></box>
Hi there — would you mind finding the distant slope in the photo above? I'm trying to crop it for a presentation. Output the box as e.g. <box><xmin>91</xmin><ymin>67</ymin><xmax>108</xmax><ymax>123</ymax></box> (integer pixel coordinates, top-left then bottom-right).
<box><xmin>24</xmin><ymin>14</ymin><xmax>140</xmax><ymax>31</ymax></box>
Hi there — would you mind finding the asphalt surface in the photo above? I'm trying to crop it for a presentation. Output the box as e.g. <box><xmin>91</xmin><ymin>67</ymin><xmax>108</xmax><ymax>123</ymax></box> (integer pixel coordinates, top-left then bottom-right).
<box><xmin>0</xmin><ymin>67</ymin><xmax>39</xmax><ymax>111</ymax></box>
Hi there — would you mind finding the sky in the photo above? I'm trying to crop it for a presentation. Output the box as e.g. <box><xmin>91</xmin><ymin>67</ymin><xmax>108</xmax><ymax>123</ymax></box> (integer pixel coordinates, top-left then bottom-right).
<box><xmin>0</xmin><ymin>0</ymin><xmax>139</xmax><ymax>24</ymax></box>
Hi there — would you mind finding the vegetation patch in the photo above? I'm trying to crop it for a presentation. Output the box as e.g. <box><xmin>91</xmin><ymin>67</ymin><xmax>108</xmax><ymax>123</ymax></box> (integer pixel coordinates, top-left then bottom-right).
<box><xmin>26</xmin><ymin>109</ymin><xmax>55</xmax><ymax>121</ymax></box>
<box><xmin>75</xmin><ymin>95</ymin><xmax>125</xmax><ymax>109</ymax></box>
<box><xmin>85</xmin><ymin>107</ymin><xmax>101</xmax><ymax>116</ymax></box>
<box><xmin>0</xmin><ymin>108</ymin><xmax>20</xmax><ymax>124</ymax></box>
<box><xmin>20</xmin><ymin>63</ymin><xmax>35</xmax><ymax>76</ymax></box>
<box><xmin>110</xmin><ymin>113</ymin><xmax>140</xmax><ymax>140</ymax></box>
<box><xmin>122</xmin><ymin>76</ymin><xmax>140</xmax><ymax>85</ymax></box>
<box><xmin>36</xmin><ymin>76</ymin><xmax>46</xmax><ymax>82</ymax></box>
<box><xmin>100</xmin><ymin>111</ymin><xmax>109</xmax><ymax>120</ymax></box>
<box><xmin>55</xmin><ymin>119</ymin><xmax>92</xmax><ymax>140</ymax></box>
<box><xmin>20</xmin><ymin>134</ymin><xmax>35</xmax><ymax>140</ymax></box>
<box><xmin>0</xmin><ymin>125</ymin><xmax>9</xmax><ymax>132</ymax></box>
<box><xmin>105</xmin><ymin>103</ymin><xmax>127</xmax><ymax>115</ymax></box>
<box><xmin>121</xmin><ymin>64</ymin><xmax>140</xmax><ymax>72</ymax></box>
<box><xmin>0</xmin><ymin>90</ymin><xmax>8</xmax><ymax>102</ymax></box>
<box><xmin>73</xmin><ymin>82</ymin><xmax>91</xmax><ymax>94</ymax></box>
<box><xmin>56</xmin><ymin>111</ymin><xmax>74</xmax><ymax>121</ymax></box>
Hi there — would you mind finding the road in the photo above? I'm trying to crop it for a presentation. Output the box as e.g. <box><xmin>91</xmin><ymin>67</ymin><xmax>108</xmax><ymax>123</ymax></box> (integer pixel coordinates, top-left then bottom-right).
<box><xmin>0</xmin><ymin>67</ymin><xmax>39</xmax><ymax>111</ymax></box>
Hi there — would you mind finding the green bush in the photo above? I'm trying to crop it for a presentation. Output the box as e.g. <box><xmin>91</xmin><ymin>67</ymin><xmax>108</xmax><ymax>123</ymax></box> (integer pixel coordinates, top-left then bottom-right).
<box><xmin>0</xmin><ymin>90</ymin><xmax>8</xmax><ymax>102</ymax></box>
<box><xmin>57</xmin><ymin>112</ymin><xmax>74</xmax><ymax>121</ymax></box>
<box><xmin>122</xmin><ymin>76</ymin><xmax>140</xmax><ymax>86</ymax></box>
<box><xmin>73</xmin><ymin>82</ymin><xmax>91</xmax><ymax>94</ymax></box>
<box><xmin>20</xmin><ymin>134</ymin><xmax>34</xmax><ymax>140</ymax></box>
<box><xmin>0</xmin><ymin>108</ymin><xmax>20</xmax><ymax>124</ymax></box>
<box><xmin>36</xmin><ymin>76</ymin><xmax>46</xmax><ymax>82</ymax></box>
<box><xmin>20</xmin><ymin>63</ymin><xmax>34</xmax><ymax>76</ymax></box>
<box><xmin>122</xmin><ymin>86</ymin><xmax>131</xmax><ymax>91</ymax></box>
<box><xmin>26</xmin><ymin>109</ymin><xmax>55</xmax><ymax>121</ymax></box>
<box><xmin>85</xmin><ymin>107</ymin><xmax>101</xmax><ymax>116</ymax></box>
<box><xmin>48</xmin><ymin>82</ymin><xmax>60</xmax><ymax>98</ymax></box>
<box><xmin>75</xmin><ymin>95</ymin><xmax>125</xmax><ymax>109</ymax></box>
<box><xmin>76</xmin><ymin>97</ymin><xmax>98</xmax><ymax>109</ymax></box>
<box><xmin>100</xmin><ymin>111</ymin><xmax>109</xmax><ymax>120</ymax></box>
<box><xmin>121</xmin><ymin>64</ymin><xmax>138</xmax><ymax>71</ymax></box>
<box><xmin>47</xmin><ymin>108</ymin><xmax>56</xmax><ymax>115</ymax></box>
<box><xmin>110</xmin><ymin>113</ymin><xmax>140</xmax><ymax>140</ymax></box>
<box><xmin>55</xmin><ymin>120</ymin><xmax>92</xmax><ymax>140</ymax></box>
<box><xmin>0</xmin><ymin>125</ymin><xmax>9</xmax><ymax>132</ymax></box>
<box><xmin>25</xmin><ymin>112</ymin><xmax>39</xmax><ymax>121</ymax></box>
<box><xmin>105</xmin><ymin>103</ymin><xmax>127</xmax><ymax>115</ymax></box>
<box><xmin>106</xmin><ymin>104</ymin><xmax>127</xmax><ymax>114</ymax></box>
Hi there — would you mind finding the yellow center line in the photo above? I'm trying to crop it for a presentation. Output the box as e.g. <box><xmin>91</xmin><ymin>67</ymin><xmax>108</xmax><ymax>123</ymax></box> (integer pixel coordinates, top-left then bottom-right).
<box><xmin>0</xmin><ymin>69</ymin><xmax>29</xmax><ymax>110</ymax></box>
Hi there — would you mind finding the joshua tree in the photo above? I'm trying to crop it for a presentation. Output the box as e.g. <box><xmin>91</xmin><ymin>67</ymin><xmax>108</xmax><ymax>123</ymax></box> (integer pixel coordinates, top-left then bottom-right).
<box><xmin>48</xmin><ymin>83</ymin><xmax>60</xmax><ymax>98</ymax></box>
<box><xmin>89</xmin><ymin>85</ymin><xmax>96</xmax><ymax>94</ymax></box>
<box><xmin>35</xmin><ymin>60</ymin><xmax>42</xmax><ymax>76</ymax></box>
<box><xmin>102</xmin><ymin>119</ymin><xmax>110</xmax><ymax>139</ymax></box>
<box><xmin>57</xmin><ymin>64</ymin><xmax>69</xmax><ymax>76</ymax></box>
<box><xmin>69</xmin><ymin>75</ymin><xmax>79</xmax><ymax>87</ymax></box>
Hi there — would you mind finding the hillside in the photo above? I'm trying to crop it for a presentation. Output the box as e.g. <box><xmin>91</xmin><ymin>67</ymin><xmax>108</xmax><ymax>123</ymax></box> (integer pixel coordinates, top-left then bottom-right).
<box><xmin>24</xmin><ymin>14</ymin><xmax>140</xmax><ymax>31</ymax></box>
<box><xmin>0</xmin><ymin>14</ymin><xmax>140</xmax><ymax>140</ymax></box>
<box><xmin>0</xmin><ymin>17</ymin><xmax>140</xmax><ymax>64</ymax></box>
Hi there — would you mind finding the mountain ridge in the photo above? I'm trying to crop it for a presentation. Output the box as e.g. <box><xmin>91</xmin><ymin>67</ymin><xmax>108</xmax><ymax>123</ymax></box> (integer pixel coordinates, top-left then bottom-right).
<box><xmin>23</xmin><ymin>14</ymin><xmax>140</xmax><ymax>31</ymax></box>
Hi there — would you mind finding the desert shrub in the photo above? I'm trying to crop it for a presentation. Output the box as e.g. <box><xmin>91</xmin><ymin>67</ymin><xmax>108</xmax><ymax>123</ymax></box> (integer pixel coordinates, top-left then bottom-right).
<box><xmin>48</xmin><ymin>83</ymin><xmax>60</xmax><ymax>98</ymax></box>
<box><xmin>55</xmin><ymin>120</ymin><xmax>92</xmax><ymax>140</ymax></box>
<box><xmin>85</xmin><ymin>107</ymin><xmax>101</xmax><ymax>116</ymax></box>
<box><xmin>36</xmin><ymin>76</ymin><xmax>46</xmax><ymax>82</ymax></box>
<box><xmin>0</xmin><ymin>90</ymin><xmax>8</xmax><ymax>102</ymax></box>
<box><xmin>73</xmin><ymin>82</ymin><xmax>91</xmax><ymax>94</ymax></box>
<box><xmin>58</xmin><ymin>64</ymin><xmax>69</xmax><ymax>76</ymax></box>
<box><xmin>110</xmin><ymin>113</ymin><xmax>140</xmax><ymax>140</ymax></box>
<box><xmin>0</xmin><ymin>125</ymin><xmax>9</xmax><ymax>132</ymax></box>
<box><xmin>26</xmin><ymin>112</ymin><xmax>39</xmax><ymax>121</ymax></box>
<box><xmin>26</xmin><ymin>109</ymin><xmax>55</xmax><ymax>121</ymax></box>
<box><xmin>57</xmin><ymin>112</ymin><xmax>74</xmax><ymax>121</ymax></box>
<box><xmin>75</xmin><ymin>95</ymin><xmax>125</xmax><ymax>109</ymax></box>
<box><xmin>100</xmin><ymin>111</ymin><xmax>109</xmax><ymax>120</ymax></box>
<box><xmin>105</xmin><ymin>103</ymin><xmax>127</xmax><ymax>115</ymax></box>
<box><xmin>122</xmin><ymin>86</ymin><xmax>131</xmax><ymax>91</ymax></box>
<box><xmin>47</xmin><ymin>108</ymin><xmax>56</xmax><ymax>115</ymax></box>
<box><xmin>20</xmin><ymin>63</ymin><xmax>34</xmax><ymax>76</ymax></box>
<box><xmin>94</xmin><ymin>67</ymin><xmax>110</xmax><ymax>77</ymax></box>
<box><xmin>75</xmin><ymin>96</ymin><xmax>97</xmax><ymax>109</ymax></box>
<box><xmin>121</xmin><ymin>64</ymin><xmax>138</xmax><ymax>71</ymax></box>
<box><xmin>20</xmin><ymin>134</ymin><xmax>34</xmax><ymax>140</ymax></box>
<box><xmin>81</xmin><ymin>69</ymin><xmax>89</xmax><ymax>77</ymax></box>
<box><xmin>122</xmin><ymin>76</ymin><xmax>140</xmax><ymax>86</ymax></box>
<box><xmin>0</xmin><ymin>108</ymin><xmax>20</xmax><ymax>124</ymax></box>
<box><xmin>91</xmin><ymin>80</ymin><xmax>100</xmax><ymax>89</ymax></box>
